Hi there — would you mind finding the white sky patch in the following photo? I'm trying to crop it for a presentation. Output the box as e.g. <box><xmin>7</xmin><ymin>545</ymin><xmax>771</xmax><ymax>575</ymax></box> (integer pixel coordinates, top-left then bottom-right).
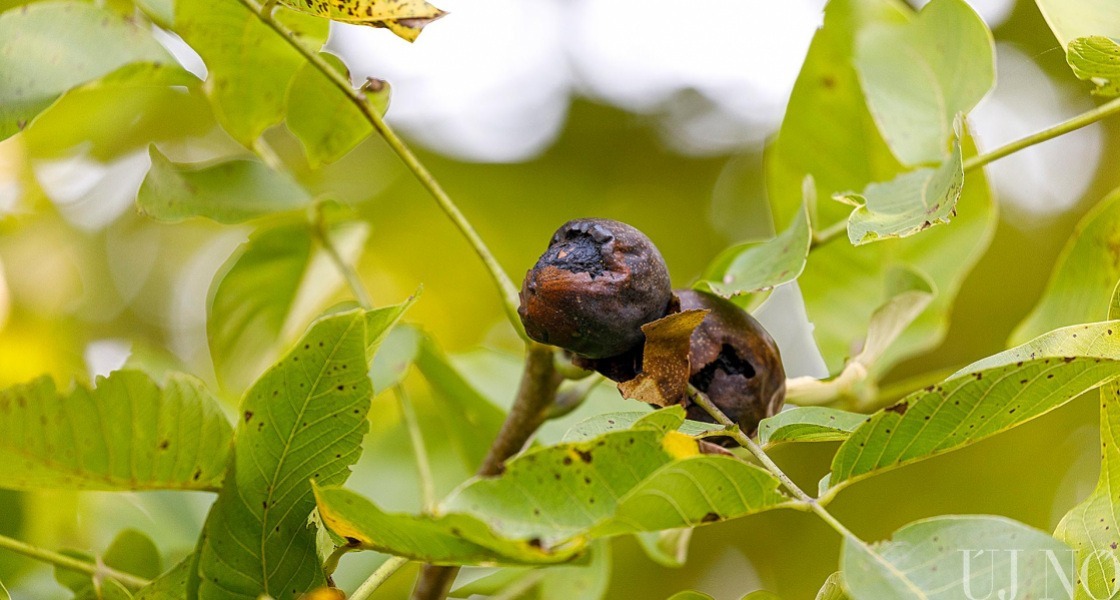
<box><xmin>32</xmin><ymin>148</ymin><xmax>151</xmax><ymax>231</ymax></box>
<box><xmin>969</xmin><ymin>43</ymin><xmax>1102</xmax><ymax>226</ymax></box>
<box><xmin>85</xmin><ymin>339</ymin><xmax>133</xmax><ymax>379</ymax></box>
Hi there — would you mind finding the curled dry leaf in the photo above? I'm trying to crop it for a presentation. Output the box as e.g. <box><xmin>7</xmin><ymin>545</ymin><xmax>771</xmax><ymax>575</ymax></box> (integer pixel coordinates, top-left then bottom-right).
<box><xmin>618</xmin><ymin>309</ymin><xmax>709</xmax><ymax>407</ymax></box>
<box><xmin>278</xmin><ymin>0</ymin><xmax>446</xmax><ymax>42</ymax></box>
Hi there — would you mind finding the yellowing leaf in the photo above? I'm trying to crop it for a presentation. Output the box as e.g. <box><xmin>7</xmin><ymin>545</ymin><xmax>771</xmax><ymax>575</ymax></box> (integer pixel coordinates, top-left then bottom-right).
<box><xmin>618</xmin><ymin>310</ymin><xmax>708</xmax><ymax>407</ymax></box>
<box><xmin>278</xmin><ymin>0</ymin><xmax>446</xmax><ymax>42</ymax></box>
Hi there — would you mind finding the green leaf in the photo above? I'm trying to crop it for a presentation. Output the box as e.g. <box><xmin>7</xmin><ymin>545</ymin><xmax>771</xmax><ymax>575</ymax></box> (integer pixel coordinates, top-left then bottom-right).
<box><xmin>0</xmin><ymin>1</ymin><xmax>175</xmax><ymax>139</ymax></box>
<box><xmin>815</xmin><ymin>573</ymin><xmax>849</xmax><ymax>600</ymax></box>
<box><xmin>828</xmin><ymin>320</ymin><xmax>1120</xmax><ymax>492</ymax></box>
<box><xmin>369</xmin><ymin>324</ymin><xmax>420</xmax><ymax>395</ymax></box>
<box><xmin>667</xmin><ymin>593</ymin><xmax>714</xmax><ymax>600</ymax></box>
<box><xmin>1036</xmin><ymin>0</ymin><xmax>1120</xmax><ymax>48</ymax></box>
<box><xmin>0</xmin><ymin>579</ymin><xmax>8</xmax><ymax>600</ymax></box>
<box><xmin>765</xmin><ymin>0</ymin><xmax>996</xmax><ymax>375</ymax></box>
<box><xmin>194</xmin><ymin>305</ymin><xmax>409</xmax><ymax>599</ymax></box>
<box><xmin>854</xmin><ymin>0</ymin><xmax>993</xmax><ymax>166</ymax></box>
<box><xmin>134</xmin><ymin>557</ymin><xmax>192</xmax><ymax>600</ymax></box>
<box><xmin>742</xmin><ymin>593</ymin><xmax>783</xmax><ymax>600</ymax></box>
<box><xmin>697</xmin><ymin>182</ymin><xmax>811</xmax><ymax>298</ymax></box>
<box><xmin>842</xmin><ymin>515</ymin><xmax>1072</xmax><ymax>599</ymax></box>
<box><xmin>757</xmin><ymin>407</ymin><xmax>866</xmax><ymax>446</ymax></box>
<box><xmin>563</xmin><ymin>411</ymin><xmax>722</xmax><ymax>442</ymax></box>
<box><xmin>0</xmin><ymin>370</ymin><xmax>231</xmax><ymax>491</ymax></box>
<box><xmin>538</xmin><ymin>541</ymin><xmax>611</xmax><ymax>600</ymax></box>
<box><xmin>316</xmin><ymin>421</ymin><xmax>788</xmax><ymax>565</ymax></box>
<box><xmin>137</xmin><ymin>147</ymin><xmax>312</xmax><ymax>224</ymax></box>
<box><xmin>287</xmin><ymin>54</ymin><xmax>381</xmax><ymax>167</ymax></box>
<box><xmin>207</xmin><ymin>219</ymin><xmax>369</xmax><ymax>392</ymax></box>
<box><xmin>837</xmin><ymin>140</ymin><xmax>963</xmax><ymax>245</ymax></box>
<box><xmin>1012</xmin><ymin>188</ymin><xmax>1120</xmax><ymax>346</ymax></box>
<box><xmin>1053</xmin><ymin>281</ymin><xmax>1120</xmax><ymax>599</ymax></box>
<box><xmin>176</xmin><ymin>0</ymin><xmax>327</xmax><ymax>146</ymax></box>
<box><xmin>1067</xmin><ymin>36</ymin><xmax>1120</xmax><ymax>97</ymax></box>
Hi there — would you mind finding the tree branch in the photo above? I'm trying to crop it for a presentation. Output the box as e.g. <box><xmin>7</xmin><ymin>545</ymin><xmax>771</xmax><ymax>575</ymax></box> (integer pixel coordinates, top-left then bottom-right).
<box><xmin>0</xmin><ymin>533</ymin><xmax>151</xmax><ymax>590</ymax></box>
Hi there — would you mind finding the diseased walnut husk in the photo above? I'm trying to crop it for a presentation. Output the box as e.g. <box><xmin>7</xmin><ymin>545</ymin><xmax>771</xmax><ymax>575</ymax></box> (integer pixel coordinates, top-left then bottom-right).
<box><xmin>677</xmin><ymin>289</ymin><xmax>786</xmax><ymax>439</ymax></box>
<box><xmin>518</xmin><ymin>219</ymin><xmax>673</xmax><ymax>359</ymax></box>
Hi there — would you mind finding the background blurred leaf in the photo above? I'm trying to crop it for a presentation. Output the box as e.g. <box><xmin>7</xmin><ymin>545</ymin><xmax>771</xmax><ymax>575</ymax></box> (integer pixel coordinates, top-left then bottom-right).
<box><xmin>57</xmin><ymin>530</ymin><xmax>162</xmax><ymax>599</ymax></box>
<box><xmin>0</xmin><ymin>1</ymin><xmax>175</xmax><ymax>139</ymax></box>
<box><xmin>194</xmin><ymin>306</ymin><xmax>406</xmax><ymax>599</ymax></box>
<box><xmin>537</xmin><ymin>540</ymin><xmax>611</xmax><ymax>600</ymax></box>
<box><xmin>1012</xmin><ymin>186</ymin><xmax>1120</xmax><ymax>345</ymax></box>
<box><xmin>764</xmin><ymin>0</ymin><xmax>996</xmax><ymax>376</ymax></box>
<box><xmin>176</xmin><ymin>0</ymin><xmax>327</xmax><ymax>146</ymax></box>
<box><xmin>837</xmin><ymin>140</ymin><xmax>963</xmax><ymax>245</ymax></box>
<box><xmin>0</xmin><ymin>370</ymin><xmax>231</xmax><ymax>491</ymax></box>
<box><xmin>758</xmin><ymin>407</ymin><xmax>865</xmax><ymax>446</ymax></box>
<box><xmin>634</xmin><ymin>528</ymin><xmax>692</xmax><ymax>568</ymax></box>
<box><xmin>697</xmin><ymin>187</ymin><xmax>810</xmax><ymax>299</ymax></box>
<box><xmin>1035</xmin><ymin>0</ymin><xmax>1120</xmax><ymax>48</ymax></box>
<box><xmin>1067</xmin><ymin>36</ymin><xmax>1120</xmax><ymax>97</ymax></box>
<box><xmin>854</xmin><ymin>0</ymin><xmax>993</xmax><ymax>166</ymax></box>
<box><xmin>275</xmin><ymin>0</ymin><xmax>444</xmax><ymax>42</ymax></box>
<box><xmin>841</xmin><ymin>516</ymin><xmax>1072</xmax><ymax>599</ymax></box>
<box><xmin>134</xmin><ymin>557</ymin><xmax>191</xmax><ymax>600</ymax></box>
<box><xmin>412</xmin><ymin>333</ymin><xmax>506</xmax><ymax>471</ymax></box>
<box><xmin>829</xmin><ymin>320</ymin><xmax>1120</xmax><ymax>491</ymax></box>
<box><xmin>207</xmin><ymin>219</ymin><xmax>369</xmax><ymax>392</ymax></box>
<box><xmin>369</xmin><ymin>324</ymin><xmax>420</xmax><ymax>395</ymax></box>
<box><xmin>137</xmin><ymin>147</ymin><xmax>312</xmax><ymax>224</ymax></box>
<box><xmin>287</xmin><ymin>54</ymin><xmax>380</xmax><ymax>167</ymax></box>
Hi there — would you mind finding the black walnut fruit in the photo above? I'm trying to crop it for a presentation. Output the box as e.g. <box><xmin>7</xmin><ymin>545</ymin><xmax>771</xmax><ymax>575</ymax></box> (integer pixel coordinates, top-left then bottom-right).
<box><xmin>677</xmin><ymin>289</ymin><xmax>785</xmax><ymax>438</ymax></box>
<box><xmin>518</xmin><ymin>219</ymin><xmax>673</xmax><ymax>359</ymax></box>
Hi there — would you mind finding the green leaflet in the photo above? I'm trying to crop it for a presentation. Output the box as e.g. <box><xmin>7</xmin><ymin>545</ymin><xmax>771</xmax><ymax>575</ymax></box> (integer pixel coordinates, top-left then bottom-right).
<box><xmin>0</xmin><ymin>1</ymin><xmax>175</xmax><ymax>139</ymax></box>
<box><xmin>757</xmin><ymin>407</ymin><xmax>866</xmax><ymax>446</ymax></box>
<box><xmin>0</xmin><ymin>370</ymin><xmax>231</xmax><ymax>492</ymax></box>
<box><xmin>193</xmin><ymin>304</ymin><xmax>411</xmax><ymax>599</ymax></box>
<box><xmin>841</xmin><ymin>516</ymin><xmax>1072</xmax><ymax>599</ymax></box>
<box><xmin>287</xmin><ymin>53</ymin><xmax>382</xmax><ymax>167</ymax></box>
<box><xmin>1053</xmin><ymin>281</ymin><xmax>1120</xmax><ymax>599</ymax></box>
<box><xmin>1067</xmin><ymin>36</ymin><xmax>1120</xmax><ymax>97</ymax></box>
<box><xmin>837</xmin><ymin>140</ymin><xmax>963</xmax><ymax>245</ymax></box>
<box><xmin>1012</xmin><ymin>188</ymin><xmax>1120</xmax><ymax>345</ymax></box>
<box><xmin>176</xmin><ymin>0</ymin><xmax>327</xmax><ymax>146</ymax></box>
<box><xmin>137</xmin><ymin>147</ymin><xmax>312</xmax><ymax>224</ymax></box>
<box><xmin>764</xmin><ymin>0</ymin><xmax>996</xmax><ymax>376</ymax></box>
<box><xmin>315</xmin><ymin>410</ymin><xmax>788</xmax><ymax>565</ymax></box>
<box><xmin>854</xmin><ymin>0</ymin><xmax>993</xmax><ymax>166</ymax></box>
<box><xmin>207</xmin><ymin>219</ymin><xmax>369</xmax><ymax>392</ymax></box>
<box><xmin>696</xmin><ymin>183</ymin><xmax>811</xmax><ymax>299</ymax></box>
<box><xmin>828</xmin><ymin>319</ymin><xmax>1120</xmax><ymax>492</ymax></box>
<box><xmin>1035</xmin><ymin>0</ymin><xmax>1120</xmax><ymax>48</ymax></box>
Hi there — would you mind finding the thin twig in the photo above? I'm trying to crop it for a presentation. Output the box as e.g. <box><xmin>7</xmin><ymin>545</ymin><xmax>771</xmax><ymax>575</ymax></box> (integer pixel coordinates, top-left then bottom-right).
<box><xmin>963</xmin><ymin>96</ymin><xmax>1120</xmax><ymax>173</ymax></box>
<box><xmin>234</xmin><ymin>0</ymin><xmax>526</xmax><ymax>341</ymax></box>
<box><xmin>396</xmin><ymin>385</ymin><xmax>438</xmax><ymax>513</ymax></box>
<box><xmin>0</xmin><ymin>533</ymin><xmax>151</xmax><ymax>590</ymax></box>
<box><xmin>350</xmin><ymin>556</ymin><xmax>410</xmax><ymax>600</ymax></box>
<box><xmin>687</xmin><ymin>385</ymin><xmax>927</xmax><ymax>595</ymax></box>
